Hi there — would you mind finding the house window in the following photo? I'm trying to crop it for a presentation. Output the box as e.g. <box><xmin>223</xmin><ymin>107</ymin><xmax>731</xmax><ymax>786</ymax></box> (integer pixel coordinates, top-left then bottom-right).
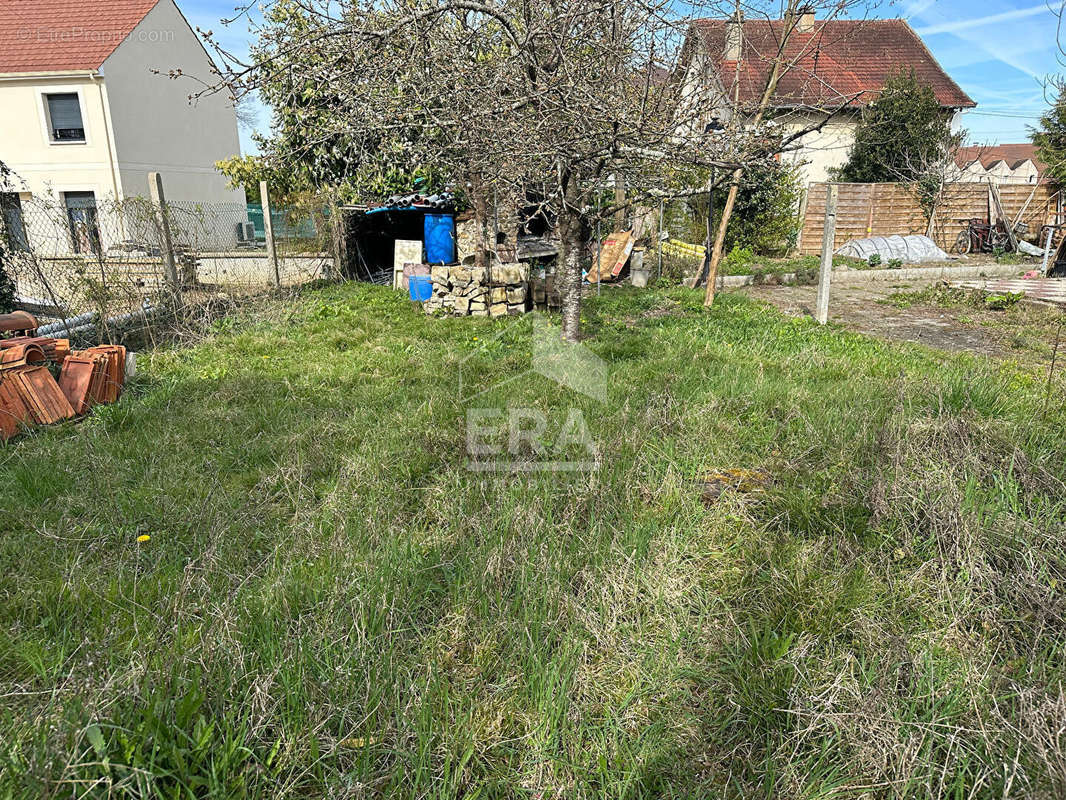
<box><xmin>1</xmin><ymin>193</ymin><xmax>30</xmax><ymax>252</ymax></box>
<box><xmin>63</xmin><ymin>191</ymin><xmax>100</xmax><ymax>254</ymax></box>
<box><xmin>45</xmin><ymin>93</ymin><xmax>85</xmax><ymax>142</ymax></box>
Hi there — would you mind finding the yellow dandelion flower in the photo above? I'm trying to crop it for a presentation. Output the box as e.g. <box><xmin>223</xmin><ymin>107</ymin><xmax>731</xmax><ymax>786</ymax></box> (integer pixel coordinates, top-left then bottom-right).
<box><xmin>340</xmin><ymin>736</ymin><xmax>377</xmax><ymax>748</ymax></box>
<box><xmin>137</xmin><ymin>534</ymin><xmax>151</xmax><ymax>543</ymax></box>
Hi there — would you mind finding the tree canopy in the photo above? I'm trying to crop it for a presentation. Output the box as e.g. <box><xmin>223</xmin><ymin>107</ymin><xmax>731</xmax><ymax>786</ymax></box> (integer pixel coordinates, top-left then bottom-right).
<box><xmin>1032</xmin><ymin>83</ymin><xmax>1066</xmax><ymax>186</ymax></box>
<box><xmin>202</xmin><ymin>0</ymin><xmax>863</xmax><ymax>337</ymax></box>
<box><xmin>205</xmin><ymin>0</ymin><xmax>783</xmax><ymax>338</ymax></box>
<box><xmin>839</xmin><ymin>70</ymin><xmax>957</xmax><ymax>184</ymax></box>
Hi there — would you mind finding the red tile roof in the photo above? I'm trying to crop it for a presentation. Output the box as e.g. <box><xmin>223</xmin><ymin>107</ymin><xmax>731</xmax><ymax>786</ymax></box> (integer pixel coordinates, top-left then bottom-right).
<box><xmin>0</xmin><ymin>0</ymin><xmax>159</xmax><ymax>73</ymax></box>
<box><xmin>955</xmin><ymin>144</ymin><xmax>1044</xmax><ymax>173</ymax></box>
<box><xmin>692</xmin><ymin>18</ymin><xmax>975</xmax><ymax>111</ymax></box>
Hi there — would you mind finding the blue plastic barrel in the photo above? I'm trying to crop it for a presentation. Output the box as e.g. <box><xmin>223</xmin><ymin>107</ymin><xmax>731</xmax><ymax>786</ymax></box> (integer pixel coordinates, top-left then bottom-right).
<box><xmin>424</xmin><ymin>213</ymin><xmax>456</xmax><ymax>264</ymax></box>
<box><xmin>409</xmin><ymin>274</ymin><xmax>433</xmax><ymax>301</ymax></box>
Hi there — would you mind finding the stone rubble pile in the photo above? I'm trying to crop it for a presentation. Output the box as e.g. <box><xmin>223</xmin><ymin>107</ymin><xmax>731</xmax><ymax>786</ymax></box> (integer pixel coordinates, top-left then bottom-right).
<box><xmin>425</xmin><ymin>264</ymin><xmax>528</xmax><ymax>317</ymax></box>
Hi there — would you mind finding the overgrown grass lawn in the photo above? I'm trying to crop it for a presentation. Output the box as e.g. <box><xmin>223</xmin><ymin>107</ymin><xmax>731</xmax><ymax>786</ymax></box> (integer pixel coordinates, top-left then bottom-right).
<box><xmin>3</xmin><ymin>283</ymin><xmax>1066</xmax><ymax>798</ymax></box>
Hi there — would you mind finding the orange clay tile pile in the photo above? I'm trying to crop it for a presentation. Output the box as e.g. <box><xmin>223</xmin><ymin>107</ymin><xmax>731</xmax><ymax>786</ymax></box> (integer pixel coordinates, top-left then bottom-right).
<box><xmin>0</xmin><ymin>312</ymin><xmax>127</xmax><ymax>442</ymax></box>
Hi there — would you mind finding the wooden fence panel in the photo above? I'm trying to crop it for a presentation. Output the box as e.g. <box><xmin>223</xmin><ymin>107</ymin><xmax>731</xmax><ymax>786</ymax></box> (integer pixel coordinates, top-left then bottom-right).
<box><xmin>798</xmin><ymin>182</ymin><xmax>1061</xmax><ymax>256</ymax></box>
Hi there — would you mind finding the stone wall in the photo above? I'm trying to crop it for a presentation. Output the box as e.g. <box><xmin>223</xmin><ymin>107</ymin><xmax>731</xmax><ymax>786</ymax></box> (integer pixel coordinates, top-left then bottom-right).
<box><xmin>424</xmin><ymin>263</ymin><xmax>528</xmax><ymax>317</ymax></box>
<box><xmin>454</xmin><ymin>202</ymin><xmax>522</xmax><ymax>264</ymax></box>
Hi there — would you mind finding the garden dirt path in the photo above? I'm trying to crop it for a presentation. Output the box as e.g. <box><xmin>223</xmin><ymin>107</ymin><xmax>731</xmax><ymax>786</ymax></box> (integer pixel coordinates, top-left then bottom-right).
<box><xmin>739</xmin><ymin>281</ymin><xmax>1060</xmax><ymax>362</ymax></box>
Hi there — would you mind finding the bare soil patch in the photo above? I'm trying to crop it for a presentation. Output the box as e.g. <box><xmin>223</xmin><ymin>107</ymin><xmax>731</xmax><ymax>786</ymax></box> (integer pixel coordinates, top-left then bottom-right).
<box><xmin>741</xmin><ymin>280</ymin><xmax>1063</xmax><ymax>364</ymax></box>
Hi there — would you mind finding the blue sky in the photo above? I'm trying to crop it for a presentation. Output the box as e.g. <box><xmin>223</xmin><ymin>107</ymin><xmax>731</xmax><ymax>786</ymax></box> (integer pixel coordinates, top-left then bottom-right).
<box><xmin>904</xmin><ymin>0</ymin><xmax>1062</xmax><ymax>145</ymax></box>
<box><xmin>178</xmin><ymin>0</ymin><xmax>1063</xmax><ymax>154</ymax></box>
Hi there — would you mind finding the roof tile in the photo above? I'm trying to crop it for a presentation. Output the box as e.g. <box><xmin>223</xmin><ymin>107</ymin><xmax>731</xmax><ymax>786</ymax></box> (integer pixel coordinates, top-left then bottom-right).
<box><xmin>693</xmin><ymin>18</ymin><xmax>975</xmax><ymax>110</ymax></box>
<box><xmin>0</xmin><ymin>0</ymin><xmax>159</xmax><ymax>73</ymax></box>
<box><xmin>956</xmin><ymin>144</ymin><xmax>1044</xmax><ymax>173</ymax></box>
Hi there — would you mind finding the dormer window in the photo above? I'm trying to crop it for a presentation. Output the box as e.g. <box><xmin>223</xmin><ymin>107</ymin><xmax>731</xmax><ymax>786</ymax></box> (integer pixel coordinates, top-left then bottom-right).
<box><xmin>45</xmin><ymin>93</ymin><xmax>85</xmax><ymax>142</ymax></box>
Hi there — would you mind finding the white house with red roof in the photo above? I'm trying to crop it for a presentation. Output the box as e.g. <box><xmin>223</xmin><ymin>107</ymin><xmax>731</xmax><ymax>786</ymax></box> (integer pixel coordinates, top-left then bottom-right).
<box><xmin>954</xmin><ymin>144</ymin><xmax>1046</xmax><ymax>185</ymax></box>
<box><xmin>682</xmin><ymin>10</ymin><xmax>976</xmax><ymax>186</ymax></box>
<box><xmin>0</xmin><ymin>0</ymin><xmax>242</xmax><ymax>248</ymax></box>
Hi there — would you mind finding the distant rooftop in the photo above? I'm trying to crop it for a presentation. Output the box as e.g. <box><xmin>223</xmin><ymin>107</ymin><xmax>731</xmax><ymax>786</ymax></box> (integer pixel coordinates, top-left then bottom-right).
<box><xmin>955</xmin><ymin>143</ymin><xmax>1044</xmax><ymax>174</ymax></box>
<box><xmin>690</xmin><ymin>17</ymin><xmax>975</xmax><ymax>110</ymax></box>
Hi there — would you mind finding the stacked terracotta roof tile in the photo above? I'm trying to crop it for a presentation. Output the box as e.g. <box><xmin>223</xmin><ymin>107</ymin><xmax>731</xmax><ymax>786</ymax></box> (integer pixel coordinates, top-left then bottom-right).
<box><xmin>0</xmin><ymin>313</ymin><xmax>127</xmax><ymax>442</ymax></box>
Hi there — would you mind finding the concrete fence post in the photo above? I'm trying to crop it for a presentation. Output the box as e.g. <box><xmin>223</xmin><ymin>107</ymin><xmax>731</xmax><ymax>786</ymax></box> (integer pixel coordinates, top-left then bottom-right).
<box><xmin>260</xmin><ymin>180</ymin><xmax>281</xmax><ymax>287</ymax></box>
<box><xmin>330</xmin><ymin>201</ymin><xmax>346</xmax><ymax>280</ymax></box>
<box><xmin>815</xmin><ymin>183</ymin><xmax>838</xmax><ymax>325</ymax></box>
<box><xmin>147</xmin><ymin>171</ymin><xmax>180</xmax><ymax>294</ymax></box>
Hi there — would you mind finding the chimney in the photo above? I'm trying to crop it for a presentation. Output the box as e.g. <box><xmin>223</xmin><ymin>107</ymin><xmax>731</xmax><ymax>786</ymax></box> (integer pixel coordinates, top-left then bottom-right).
<box><xmin>796</xmin><ymin>5</ymin><xmax>815</xmax><ymax>33</ymax></box>
<box><xmin>724</xmin><ymin>9</ymin><xmax>743</xmax><ymax>61</ymax></box>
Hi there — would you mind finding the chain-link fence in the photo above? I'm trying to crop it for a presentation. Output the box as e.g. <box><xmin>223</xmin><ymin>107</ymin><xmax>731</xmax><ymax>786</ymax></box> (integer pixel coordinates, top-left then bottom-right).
<box><xmin>1</xmin><ymin>187</ymin><xmax>336</xmax><ymax>344</ymax></box>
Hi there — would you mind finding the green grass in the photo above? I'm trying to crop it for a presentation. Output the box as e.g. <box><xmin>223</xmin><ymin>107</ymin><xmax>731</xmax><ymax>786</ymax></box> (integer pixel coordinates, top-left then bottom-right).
<box><xmin>885</xmin><ymin>284</ymin><xmax>1023</xmax><ymax>311</ymax></box>
<box><xmin>2</xmin><ymin>282</ymin><xmax>1066</xmax><ymax>798</ymax></box>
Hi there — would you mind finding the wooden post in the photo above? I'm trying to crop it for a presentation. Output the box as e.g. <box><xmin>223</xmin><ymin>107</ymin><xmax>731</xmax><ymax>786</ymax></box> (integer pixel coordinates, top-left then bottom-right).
<box><xmin>702</xmin><ymin>170</ymin><xmax>741</xmax><ymax>305</ymax></box>
<box><xmin>989</xmin><ymin>182</ymin><xmax>1017</xmax><ymax>252</ymax></box>
<box><xmin>794</xmin><ymin>187</ymin><xmax>809</xmax><ymax>255</ymax></box>
<box><xmin>815</xmin><ymin>184</ymin><xmax>838</xmax><ymax>325</ymax></box>
<box><xmin>147</xmin><ymin>172</ymin><xmax>180</xmax><ymax>293</ymax></box>
<box><xmin>260</xmin><ymin>180</ymin><xmax>280</xmax><ymax>287</ymax></box>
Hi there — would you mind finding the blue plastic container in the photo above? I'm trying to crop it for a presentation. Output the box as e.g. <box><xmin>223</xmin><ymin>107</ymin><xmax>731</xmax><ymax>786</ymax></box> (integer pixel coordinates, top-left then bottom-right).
<box><xmin>424</xmin><ymin>213</ymin><xmax>456</xmax><ymax>264</ymax></box>
<box><xmin>409</xmin><ymin>274</ymin><xmax>433</xmax><ymax>302</ymax></box>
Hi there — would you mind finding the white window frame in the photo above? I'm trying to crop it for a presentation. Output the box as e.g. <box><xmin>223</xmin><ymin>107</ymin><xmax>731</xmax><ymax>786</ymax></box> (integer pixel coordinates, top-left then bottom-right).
<box><xmin>38</xmin><ymin>86</ymin><xmax>91</xmax><ymax>146</ymax></box>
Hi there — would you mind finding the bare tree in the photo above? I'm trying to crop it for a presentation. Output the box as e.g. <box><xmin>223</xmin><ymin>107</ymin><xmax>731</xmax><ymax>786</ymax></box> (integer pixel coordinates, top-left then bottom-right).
<box><xmin>894</xmin><ymin>129</ymin><xmax>975</xmax><ymax>245</ymax></box>
<box><xmin>695</xmin><ymin>2</ymin><xmax>875</xmax><ymax>305</ymax></box>
<box><xmin>198</xmin><ymin>0</ymin><xmax>870</xmax><ymax>337</ymax></box>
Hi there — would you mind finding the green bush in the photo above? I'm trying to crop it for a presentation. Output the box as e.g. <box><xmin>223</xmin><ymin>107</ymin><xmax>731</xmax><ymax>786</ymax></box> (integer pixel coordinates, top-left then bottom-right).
<box><xmin>984</xmin><ymin>291</ymin><xmax>1024</xmax><ymax>310</ymax></box>
<box><xmin>722</xmin><ymin>245</ymin><xmax>756</xmax><ymax>273</ymax></box>
<box><xmin>867</xmin><ymin>254</ymin><xmax>882</xmax><ymax>267</ymax></box>
<box><xmin>665</xmin><ymin>161</ymin><xmax>802</xmax><ymax>257</ymax></box>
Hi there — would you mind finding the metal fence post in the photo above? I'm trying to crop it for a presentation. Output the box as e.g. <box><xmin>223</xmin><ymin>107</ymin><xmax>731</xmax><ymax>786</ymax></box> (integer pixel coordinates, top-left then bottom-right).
<box><xmin>657</xmin><ymin>198</ymin><xmax>663</xmax><ymax>281</ymax></box>
<box><xmin>148</xmin><ymin>172</ymin><xmax>180</xmax><ymax>294</ymax></box>
<box><xmin>260</xmin><ymin>180</ymin><xmax>281</xmax><ymax>287</ymax></box>
<box><xmin>815</xmin><ymin>184</ymin><xmax>838</xmax><ymax>325</ymax></box>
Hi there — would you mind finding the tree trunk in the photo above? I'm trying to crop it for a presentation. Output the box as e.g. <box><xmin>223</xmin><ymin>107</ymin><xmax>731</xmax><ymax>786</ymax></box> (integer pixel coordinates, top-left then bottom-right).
<box><xmin>703</xmin><ymin>0</ymin><xmax>802</xmax><ymax>307</ymax></box>
<box><xmin>470</xmin><ymin>172</ymin><xmax>490</xmax><ymax>272</ymax></box>
<box><xmin>558</xmin><ymin>185</ymin><xmax>587</xmax><ymax>343</ymax></box>
<box><xmin>613</xmin><ymin>172</ymin><xmax>626</xmax><ymax>230</ymax></box>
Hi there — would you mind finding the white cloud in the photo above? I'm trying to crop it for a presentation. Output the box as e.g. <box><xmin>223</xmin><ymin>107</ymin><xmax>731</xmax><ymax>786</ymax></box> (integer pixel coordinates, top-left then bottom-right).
<box><xmin>907</xmin><ymin>0</ymin><xmax>1060</xmax><ymax>80</ymax></box>
<box><xmin>914</xmin><ymin>4</ymin><xmax>1051</xmax><ymax>35</ymax></box>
